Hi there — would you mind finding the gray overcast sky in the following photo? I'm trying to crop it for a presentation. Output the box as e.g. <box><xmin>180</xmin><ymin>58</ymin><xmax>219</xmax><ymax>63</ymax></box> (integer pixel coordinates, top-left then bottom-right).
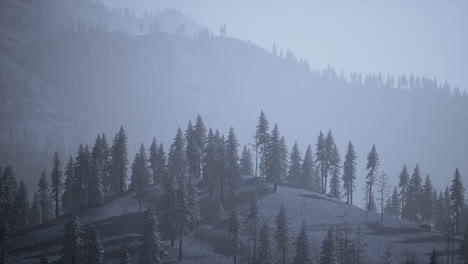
<box><xmin>106</xmin><ymin>0</ymin><xmax>468</xmax><ymax>91</ymax></box>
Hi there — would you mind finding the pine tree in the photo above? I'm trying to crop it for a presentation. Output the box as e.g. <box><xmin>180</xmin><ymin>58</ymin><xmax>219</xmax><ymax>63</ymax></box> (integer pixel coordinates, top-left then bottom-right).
<box><xmin>186</xmin><ymin>121</ymin><xmax>198</xmax><ymax>179</ymax></box>
<box><xmin>75</xmin><ymin>144</ymin><xmax>91</xmax><ymax>210</ymax></box>
<box><xmin>377</xmin><ymin>171</ymin><xmax>389</xmax><ymax>222</ymax></box>
<box><xmin>228</xmin><ymin>208</ymin><xmax>242</xmax><ymax>264</ymax></box>
<box><xmin>226</xmin><ymin>127</ymin><xmax>240</xmax><ymax>195</ymax></box>
<box><xmin>315</xmin><ymin>131</ymin><xmax>328</xmax><ymax>193</ymax></box>
<box><xmin>119</xmin><ymin>244</ymin><xmax>132</xmax><ymax>264</ymax></box>
<box><xmin>365</xmin><ymin>145</ymin><xmax>379</xmax><ymax>213</ymax></box>
<box><xmin>293</xmin><ymin>221</ymin><xmax>312</xmax><ymax>264</ymax></box>
<box><xmin>28</xmin><ymin>192</ymin><xmax>41</xmax><ymax>226</ymax></box>
<box><xmin>14</xmin><ymin>181</ymin><xmax>29</xmax><ymax>228</ymax></box>
<box><xmin>384</xmin><ymin>187</ymin><xmax>401</xmax><ymax>217</ymax></box>
<box><xmin>245</xmin><ymin>195</ymin><xmax>260</xmax><ymax>264</ymax></box>
<box><xmin>279</xmin><ymin>136</ymin><xmax>289</xmax><ymax>182</ymax></box>
<box><xmin>324</xmin><ymin>131</ymin><xmax>336</xmax><ymax>194</ymax></box>
<box><xmin>61</xmin><ymin>214</ymin><xmax>84</xmax><ymax>264</ymax></box>
<box><xmin>168</xmin><ymin>128</ymin><xmax>187</xmax><ymax>181</ymax></box>
<box><xmin>109</xmin><ymin>126</ymin><xmax>129</xmax><ymax>194</ymax></box>
<box><xmin>214</xmin><ymin>131</ymin><xmax>227</xmax><ymax>201</ymax></box>
<box><xmin>301</xmin><ymin>145</ymin><xmax>315</xmax><ymax>190</ymax></box>
<box><xmin>288</xmin><ymin>142</ymin><xmax>302</xmax><ymax>185</ymax></box>
<box><xmin>87</xmin><ymin>227</ymin><xmax>104</xmax><ymax>264</ymax></box>
<box><xmin>90</xmin><ymin>135</ymin><xmax>106</xmax><ymax>208</ymax></box>
<box><xmin>176</xmin><ymin>179</ymin><xmax>190</xmax><ymax>262</ymax></box>
<box><xmin>156</xmin><ymin>143</ymin><xmax>167</xmax><ymax>182</ymax></box>
<box><xmin>240</xmin><ymin>146</ymin><xmax>254</xmax><ymax>176</ymax></box>
<box><xmin>186</xmin><ymin>178</ymin><xmax>201</xmax><ymax>230</ymax></box>
<box><xmin>405</xmin><ymin>165</ymin><xmax>422</xmax><ymax>222</ymax></box>
<box><xmin>342</xmin><ymin>141</ymin><xmax>357</xmax><ymax>204</ymax></box>
<box><xmin>38</xmin><ymin>170</ymin><xmax>51</xmax><ymax>224</ymax></box>
<box><xmin>1</xmin><ymin>166</ymin><xmax>17</xmax><ymax>228</ymax></box>
<box><xmin>268</xmin><ymin>124</ymin><xmax>283</xmax><ymax>191</ymax></box>
<box><xmin>203</xmin><ymin>129</ymin><xmax>217</xmax><ymax>197</ymax></box>
<box><xmin>149</xmin><ymin>137</ymin><xmax>159</xmax><ymax>185</ymax></box>
<box><xmin>329</xmin><ymin>144</ymin><xmax>341</xmax><ymax>199</ymax></box>
<box><xmin>130</xmin><ymin>144</ymin><xmax>151</xmax><ymax>223</ymax></box>
<box><xmin>257</xmin><ymin>221</ymin><xmax>272</xmax><ymax>264</ymax></box>
<box><xmin>139</xmin><ymin>206</ymin><xmax>162</xmax><ymax>264</ymax></box>
<box><xmin>421</xmin><ymin>175</ymin><xmax>434</xmax><ymax>223</ymax></box>
<box><xmin>256</xmin><ymin>111</ymin><xmax>270</xmax><ymax>179</ymax></box>
<box><xmin>161</xmin><ymin>169</ymin><xmax>177</xmax><ymax>247</ymax></box>
<box><xmin>275</xmin><ymin>203</ymin><xmax>290</xmax><ymax>264</ymax></box>
<box><xmin>450</xmin><ymin>168</ymin><xmax>465</xmax><ymax>234</ymax></box>
<box><xmin>320</xmin><ymin>227</ymin><xmax>336</xmax><ymax>264</ymax></box>
<box><xmin>50</xmin><ymin>152</ymin><xmax>62</xmax><ymax>218</ymax></box>
<box><xmin>429</xmin><ymin>249</ymin><xmax>439</xmax><ymax>264</ymax></box>
<box><xmin>99</xmin><ymin>134</ymin><xmax>111</xmax><ymax>196</ymax></box>
<box><xmin>62</xmin><ymin>156</ymin><xmax>78</xmax><ymax>214</ymax></box>
<box><xmin>194</xmin><ymin>114</ymin><xmax>207</xmax><ymax>179</ymax></box>
<box><xmin>399</xmin><ymin>165</ymin><xmax>410</xmax><ymax>219</ymax></box>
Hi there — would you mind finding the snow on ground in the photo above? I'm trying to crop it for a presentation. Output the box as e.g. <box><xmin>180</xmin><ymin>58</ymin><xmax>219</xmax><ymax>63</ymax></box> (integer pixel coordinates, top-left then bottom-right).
<box><xmin>8</xmin><ymin>178</ymin><xmax>461</xmax><ymax>263</ymax></box>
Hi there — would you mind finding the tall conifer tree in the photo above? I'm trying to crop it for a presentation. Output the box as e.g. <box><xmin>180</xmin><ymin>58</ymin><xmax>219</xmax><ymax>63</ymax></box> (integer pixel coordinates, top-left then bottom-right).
<box><xmin>50</xmin><ymin>152</ymin><xmax>62</xmax><ymax>218</ymax></box>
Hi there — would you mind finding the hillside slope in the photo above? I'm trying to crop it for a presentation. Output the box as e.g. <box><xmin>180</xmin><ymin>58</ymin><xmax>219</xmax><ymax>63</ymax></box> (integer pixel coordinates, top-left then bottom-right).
<box><xmin>8</xmin><ymin>178</ymin><xmax>459</xmax><ymax>264</ymax></box>
<box><xmin>0</xmin><ymin>0</ymin><xmax>467</xmax><ymax>207</ymax></box>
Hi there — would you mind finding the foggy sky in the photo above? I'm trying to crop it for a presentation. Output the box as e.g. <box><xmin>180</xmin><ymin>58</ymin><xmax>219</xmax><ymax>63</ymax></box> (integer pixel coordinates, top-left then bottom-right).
<box><xmin>105</xmin><ymin>0</ymin><xmax>468</xmax><ymax>92</ymax></box>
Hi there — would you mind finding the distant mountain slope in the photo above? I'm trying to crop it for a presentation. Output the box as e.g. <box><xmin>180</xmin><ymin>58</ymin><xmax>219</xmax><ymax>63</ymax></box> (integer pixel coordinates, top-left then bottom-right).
<box><xmin>8</xmin><ymin>178</ymin><xmax>458</xmax><ymax>264</ymax></box>
<box><xmin>0</xmin><ymin>0</ymin><xmax>466</xmax><ymax>206</ymax></box>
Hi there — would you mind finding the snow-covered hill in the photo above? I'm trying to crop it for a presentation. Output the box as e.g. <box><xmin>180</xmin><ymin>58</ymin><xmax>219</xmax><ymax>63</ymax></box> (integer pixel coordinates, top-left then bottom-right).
<box><xmin>0</xmin><ymin>0</ymin><xmax>466</xmax><ymax>213</ymax></box>
<box><xmin>8</xmin><ymin>178</ymin><xmax>460</xmax><ymax>263</ymax></box>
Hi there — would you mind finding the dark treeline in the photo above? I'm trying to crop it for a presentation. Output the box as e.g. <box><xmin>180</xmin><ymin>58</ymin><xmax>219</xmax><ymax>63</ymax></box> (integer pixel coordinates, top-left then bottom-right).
<box><xmin>1</xmin><ymin>112</ymin><xmax>467</xmax><ymax>263</ymax></box>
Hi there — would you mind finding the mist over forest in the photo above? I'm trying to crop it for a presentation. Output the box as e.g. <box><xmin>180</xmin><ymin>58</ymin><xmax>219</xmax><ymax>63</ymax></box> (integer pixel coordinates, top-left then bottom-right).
<box><xmin>0</xmin><ymin>0</ymin><xmax>467</xmax><ymax>263</ymax></box>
